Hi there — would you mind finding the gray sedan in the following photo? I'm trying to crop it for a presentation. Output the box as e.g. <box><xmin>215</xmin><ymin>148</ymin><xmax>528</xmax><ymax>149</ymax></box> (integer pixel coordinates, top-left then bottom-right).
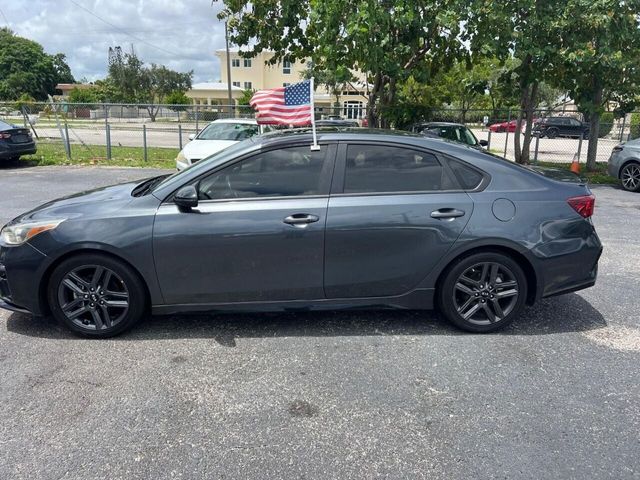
<box><xmin>0</xmin><ymin>130</ymin><xmax>602</xmax><ymax>337</ymax></box>
<box><xmin>608</xmin><ymin>138</ymin><xmax>640</xmax><ymax>192</ymax></box>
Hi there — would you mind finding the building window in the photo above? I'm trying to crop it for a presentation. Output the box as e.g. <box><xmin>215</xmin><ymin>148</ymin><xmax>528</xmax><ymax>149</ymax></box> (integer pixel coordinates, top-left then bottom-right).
<box><xmin>283</xmin><ymin>60</ymin><xmax>291</xmax><ymax>75</ymax></box>
<box><xmin>232</xmin><ymin>81</ymin><xmax>241</xmax><ymax>87</ymax></box>
<box><xmin>243</xmin><ymin>58</ymin><xmax>252</xmax><ymax>68</ymax></box>
<box><xmin>231</xmin><ymin>58</ymin><xmax>240</xmax><ymax>68</ymax></box>
<box><xmin>283</xmin><ymin>82</ymin><xmax>291</xmax><ymax>87</ymax></box>
<box><xmin>244</xmin><ymin>81</ymin><xmax>252</xmax><ymax>90</ymax></box>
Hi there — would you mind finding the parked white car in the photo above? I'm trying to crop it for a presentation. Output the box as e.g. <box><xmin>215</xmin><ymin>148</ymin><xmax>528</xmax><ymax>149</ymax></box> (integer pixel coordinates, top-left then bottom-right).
<box><xmin>176</xmin><ymin>118</ymin><xmax>262</xmax><ymax>170</ymax></box>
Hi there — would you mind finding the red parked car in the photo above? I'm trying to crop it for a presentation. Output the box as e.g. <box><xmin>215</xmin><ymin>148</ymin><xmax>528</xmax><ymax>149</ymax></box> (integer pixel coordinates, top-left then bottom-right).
<box><xmin>488</xmin><ymin>120</ymin><xmax>518</xmax><ymax>133</ymax></box>
<box><xmin>489</xmin><ymin>119</ymin><xmax>539</xmax><ymax>133</ymax></box>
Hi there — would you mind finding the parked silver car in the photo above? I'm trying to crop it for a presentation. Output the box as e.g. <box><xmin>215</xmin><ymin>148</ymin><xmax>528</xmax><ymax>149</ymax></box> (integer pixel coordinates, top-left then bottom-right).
<box><xmin>608</xmin><ymin>138</ymin><xmax>640</xmax><ymax>192</ymax></box>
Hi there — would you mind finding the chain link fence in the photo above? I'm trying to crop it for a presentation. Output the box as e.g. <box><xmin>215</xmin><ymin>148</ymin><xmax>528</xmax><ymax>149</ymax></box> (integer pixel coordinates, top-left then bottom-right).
<box><xmin>1</xmin><ymin>101</ymin><xmax>638</xmax><ymax>165</ymax></box>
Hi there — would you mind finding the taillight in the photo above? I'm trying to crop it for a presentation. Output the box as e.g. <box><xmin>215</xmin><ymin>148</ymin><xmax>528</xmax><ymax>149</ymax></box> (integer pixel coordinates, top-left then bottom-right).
<box><xmin>0</xmin><ymin>132</ymin><xmax>10</xmax><ymax>139</ymax></box>
<box><xmin>567</xmin><ymin>195</ymin><xmax>595</xmax><ymax>218</ymax></box>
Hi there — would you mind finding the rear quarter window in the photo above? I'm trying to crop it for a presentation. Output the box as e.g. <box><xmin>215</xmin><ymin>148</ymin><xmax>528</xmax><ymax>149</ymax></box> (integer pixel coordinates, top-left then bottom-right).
<box><xmin>446</xmin><ymin>158</ymin><xmax>485</xmax><ymax>190</ymax></box>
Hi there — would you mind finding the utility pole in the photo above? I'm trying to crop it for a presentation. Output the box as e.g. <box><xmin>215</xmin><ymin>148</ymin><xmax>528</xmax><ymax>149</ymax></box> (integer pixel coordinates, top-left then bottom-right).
<box><xmin>225</xmin><ymin>21</ymin><xmax>233</xmax><ymax>117</ymax></box>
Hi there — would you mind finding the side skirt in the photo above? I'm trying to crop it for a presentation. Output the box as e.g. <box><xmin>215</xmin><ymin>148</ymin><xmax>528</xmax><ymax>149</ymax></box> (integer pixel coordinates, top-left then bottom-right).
<box><xmin>152</xmin><ymin>288</ymin><xmax>435</xmax><ymax>316</ymax></box>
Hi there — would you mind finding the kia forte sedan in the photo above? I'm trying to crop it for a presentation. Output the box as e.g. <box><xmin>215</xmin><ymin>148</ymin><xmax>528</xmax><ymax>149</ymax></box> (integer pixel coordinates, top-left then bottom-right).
<box><xmin>0</xmin><ymin>129</ymin><xmax>602</xmax><ymax>337</ymax></box>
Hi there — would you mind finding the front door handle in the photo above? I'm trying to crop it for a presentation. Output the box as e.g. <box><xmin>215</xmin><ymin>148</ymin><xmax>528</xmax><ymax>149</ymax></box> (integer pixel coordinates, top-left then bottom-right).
<box><xmin>283</xmin><ymin>213</ymin><xmax>320</xmax><ymax>226</ymax></box>
<box><xmin>431</xmin><ymin>208</ymin><xmax>466</xmax><ymax>219</ymax></box>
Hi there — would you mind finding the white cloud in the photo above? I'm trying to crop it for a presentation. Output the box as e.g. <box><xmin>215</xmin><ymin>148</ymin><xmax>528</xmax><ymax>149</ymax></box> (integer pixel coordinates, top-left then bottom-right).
<box><xmin>2</xmin><ymin>0</ymin><xmax>228</xmax><ymax>82</ymax></box>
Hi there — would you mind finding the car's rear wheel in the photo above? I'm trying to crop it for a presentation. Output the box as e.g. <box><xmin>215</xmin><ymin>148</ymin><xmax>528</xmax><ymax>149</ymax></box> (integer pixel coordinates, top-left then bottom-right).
<box><xmin>47</xmin><ymin>253</ymin><xmax>147</xmax><ymax>338</ymax></box>
<box><xmin>546</xmin><ymin>128</ymin><xmax>558</xmax><ymax>139</ymax></box>
<box><xmin>438</xmin><ymin>252</ymin><xmax>528</xmax><ymax>333</ymax></box>
<box><xmin>620</xmin><ymin>162</ymin><xmax>640</xmax><ymax>192</ymax></box>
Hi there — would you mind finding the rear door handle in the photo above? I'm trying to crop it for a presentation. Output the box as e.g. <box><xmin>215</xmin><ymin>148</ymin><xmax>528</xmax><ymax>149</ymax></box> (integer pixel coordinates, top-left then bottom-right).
<box><xmin>431</xmin><ymin>208</ymin><xmax>466</xmax><ymax>219</ymax></box>
<box><xmin>283</xmin><ymin>213</ymin><xmax>320</xmax><ymax>226</ymax></box>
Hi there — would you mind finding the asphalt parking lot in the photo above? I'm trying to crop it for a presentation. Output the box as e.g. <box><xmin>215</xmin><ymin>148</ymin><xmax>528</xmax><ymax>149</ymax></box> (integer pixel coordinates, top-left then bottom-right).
<box><xmin>0</xmin><ymin>165</ymin><xmax>639</xmax><ymax>479</ymax></box>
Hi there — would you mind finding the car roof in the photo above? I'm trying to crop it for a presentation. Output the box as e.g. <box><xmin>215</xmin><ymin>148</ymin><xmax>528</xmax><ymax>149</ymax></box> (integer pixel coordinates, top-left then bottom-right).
<box><xmin>210</xmin><ymin>118</ymin><xmax>257</xmax><ymax>125</ymax></box>
<box><xmin>416</xmin><ymin>122</ymin><xmax>466</xmax><ymax>128</ymax></box>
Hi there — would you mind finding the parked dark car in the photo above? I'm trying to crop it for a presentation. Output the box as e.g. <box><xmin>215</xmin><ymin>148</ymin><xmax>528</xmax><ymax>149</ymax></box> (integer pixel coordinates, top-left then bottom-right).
<box><xmin>0</xmin><ymin>129</ymin><xmax>602</xmax><ymax>338</ymax></box>
<box><xmin>0</xmin><ymin>120</ymin><xmax>36</xmax><ymax>163</ymax></box>
<box><xmin>532</xmin><ymin>116</ymin><xmax>590</xmax><ymax>139</ymax></box>
<box><xmin>410</xmin><ymin>122</ymin><xmax>488</xmax><ymax>149</ymax></box>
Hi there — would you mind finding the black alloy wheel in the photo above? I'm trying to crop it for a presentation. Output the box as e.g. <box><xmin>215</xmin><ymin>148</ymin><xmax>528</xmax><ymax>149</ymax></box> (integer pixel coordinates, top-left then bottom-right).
<box><xmin>48</xmin><ymin>253</ymin><xmax>146</xmax><ymax>337</ymax></box>
<box><xmin>438</xmin><ymin>252</ymin><xmax>527</xmax><ymax>332</ymax></box>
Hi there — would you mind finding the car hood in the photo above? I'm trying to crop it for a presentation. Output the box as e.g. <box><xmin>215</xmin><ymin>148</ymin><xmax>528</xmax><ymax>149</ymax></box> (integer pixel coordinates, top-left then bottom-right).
<box><xmin>181</xmin><ymin>139</ymin><xmax>239</xmax><ymax>161</ymax></box>
<box><xmin>7</xmin><ymin>180</ymin><xmax>142</xmax><ymax>225</ymax></box>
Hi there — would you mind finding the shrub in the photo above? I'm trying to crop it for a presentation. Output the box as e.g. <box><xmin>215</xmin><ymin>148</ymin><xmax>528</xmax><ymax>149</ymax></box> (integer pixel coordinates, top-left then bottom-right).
<box><xmin>630</xmin><ymin>113</ymin><xmax>640</xmax><ymax>140</ymax></box>
<box><xmin>598</xmin><ymin>112</ymin><xmax>614</xmax><ymax>138</ymax></box>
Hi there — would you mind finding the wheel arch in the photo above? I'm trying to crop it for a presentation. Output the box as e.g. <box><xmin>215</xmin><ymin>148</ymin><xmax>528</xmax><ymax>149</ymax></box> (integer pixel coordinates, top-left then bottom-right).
<box><xmin>38</xmin><ymin>248</ymin><xmax>152</xmax><ymax>316</ymax></box>
<box><xmin>433</xmin><ymin>244</ymin><xmax>538</xmax><ymax>306</ymax></box>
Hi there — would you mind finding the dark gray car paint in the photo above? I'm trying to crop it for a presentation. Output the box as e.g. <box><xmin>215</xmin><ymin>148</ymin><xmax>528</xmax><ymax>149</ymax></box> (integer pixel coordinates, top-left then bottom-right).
<box><xmin>0</xmin><ymin>130</ymin><xmax>602</xmax><ymax>318</ymax></box>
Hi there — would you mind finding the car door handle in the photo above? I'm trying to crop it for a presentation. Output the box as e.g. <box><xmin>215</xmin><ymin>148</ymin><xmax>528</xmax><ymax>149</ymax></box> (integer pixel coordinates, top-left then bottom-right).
<box><xmin>283</xmin><ymin>213</ymin><xmax>320</xmax><ymax>225</ymax></box>
<box><xmin>431</xmin><ymin>208</ymin><xmax>466</xmax><ymax>219</ymax></box>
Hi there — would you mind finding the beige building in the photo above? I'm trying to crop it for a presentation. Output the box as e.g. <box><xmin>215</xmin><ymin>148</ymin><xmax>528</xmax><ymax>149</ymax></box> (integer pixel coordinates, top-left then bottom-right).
<box><xmin>185</xmin><ymin>82</ymin><xmax>244</xmax><ymax>106</ymax></box>
<box><xmin>215</xmin><ymin>49</ymin><xmax>369</xmax><ymax>120</ymax></box>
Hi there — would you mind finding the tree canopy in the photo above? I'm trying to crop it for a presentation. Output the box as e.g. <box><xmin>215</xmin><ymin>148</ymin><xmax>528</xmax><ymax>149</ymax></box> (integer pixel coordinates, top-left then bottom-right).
<box><xmin>104</xmin><ymin>47</ymin><xmax>193</xmax><ymax>120</ymax></box>
<box><xmin>0</xmin><ymin>28</ymin><xmax>74</xmax><ymax>101</ymax></box>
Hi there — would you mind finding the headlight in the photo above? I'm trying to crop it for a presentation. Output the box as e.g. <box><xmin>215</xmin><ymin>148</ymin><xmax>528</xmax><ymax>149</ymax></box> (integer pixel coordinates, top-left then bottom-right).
<box><xmin>176</xmin><ymin>151</ymin><xmax>187</xmax><ymax>163</ymax></box>
<box><xmin>0</xmin><ymin>219</ymin><xmax>65</xmax><ymax>246</ymax></box>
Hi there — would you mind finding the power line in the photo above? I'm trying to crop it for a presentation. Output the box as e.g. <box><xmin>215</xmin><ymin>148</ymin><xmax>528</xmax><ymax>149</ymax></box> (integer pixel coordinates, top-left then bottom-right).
<box><xmin>67</xmin><ymin>0</ymin><xmax>181</xmax><ymax>58</ymax></box>
<box><xmin>0</xmin><ymin>6</ymin><xmax>9</xmax><ymax>26</ymax></box>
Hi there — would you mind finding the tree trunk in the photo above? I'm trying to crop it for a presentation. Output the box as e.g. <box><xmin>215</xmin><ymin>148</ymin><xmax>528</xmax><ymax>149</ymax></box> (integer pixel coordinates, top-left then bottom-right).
<box><xmin>514</xmin><ymin>81</ymin><xmax>538</xmax><ymax>164</ymax></box>
<box><xmin>586</xmin><ymin>84</ymin><xmax>603</xmax><ymax>172</ymax></box>
<box><xmin>367</xmin><ymin>73</ymin><xmax>383</xmax><ymax>128</ymax></box>
<box><xmin>146</xmin><ymin>105</ymin><xmax>158</xmax><ymax>122</ymax></box>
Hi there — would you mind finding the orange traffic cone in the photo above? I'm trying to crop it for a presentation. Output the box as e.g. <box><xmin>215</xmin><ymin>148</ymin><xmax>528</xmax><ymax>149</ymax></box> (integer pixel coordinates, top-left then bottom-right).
<box><xmin>570</xmin><ymin>154</ymin><xmax>581</xmax><ymax>174</ymax></box>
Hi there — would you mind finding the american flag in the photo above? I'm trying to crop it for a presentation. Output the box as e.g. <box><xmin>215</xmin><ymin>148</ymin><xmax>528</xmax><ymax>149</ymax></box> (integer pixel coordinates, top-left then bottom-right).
<box><xmin>249</xmin><ymin>80</ymin><xmax>312</xmax><ymax>126</ymax></box>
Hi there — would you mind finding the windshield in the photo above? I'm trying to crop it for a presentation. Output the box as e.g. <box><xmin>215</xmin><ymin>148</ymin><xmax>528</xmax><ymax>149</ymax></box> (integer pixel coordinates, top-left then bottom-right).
<box><xmin>0</xmin><ymin>120</ymin><xmax>13</xmax><ymax>130</ymax></box>
<box><xmin>424</xmin><ymin>126</ymin><xmax>478</xmax><ymax>146</ymax></box>
<box><xmin>196</xmin><ymin>122</ymin><xmax>259</xmax><ymax>141</ymax></box>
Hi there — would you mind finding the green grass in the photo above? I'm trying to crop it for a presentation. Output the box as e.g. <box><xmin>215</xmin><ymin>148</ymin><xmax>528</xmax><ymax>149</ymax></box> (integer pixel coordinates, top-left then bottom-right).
<box><xmin>535</xmin><ymin>161</ymin><xmax>617</xmax><ymax>185</ymax></box>
<box><xmin>19</xmin><ymin>141</ymin><xmax>178</xmax><ymax>169</ymax></box>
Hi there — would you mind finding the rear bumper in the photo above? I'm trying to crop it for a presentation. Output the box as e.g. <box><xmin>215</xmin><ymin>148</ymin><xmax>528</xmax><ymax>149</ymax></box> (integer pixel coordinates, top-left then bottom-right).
<box><xmin>533</xmin><ymin>226</ymin><xmax>603</xmax><ymax>300</ymax></box>
<box><xmin>0</xmin><ymin>142</ymin><xmax>37</xmax><ymax>159</ymax></box>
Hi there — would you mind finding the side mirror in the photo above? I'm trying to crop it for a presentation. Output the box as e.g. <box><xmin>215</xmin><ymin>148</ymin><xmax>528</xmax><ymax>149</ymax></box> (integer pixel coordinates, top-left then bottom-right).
<box><xmin>479</xmin><ymin>139</ymin><xmax>489</xmax><ymax>147</ymax></box>
<box><xmin>188</xmin><ymin>133</ymin><xmax>196</xmax><ymax>141</ymax></box>
<box><xmin>174</xmin><ymin>185</ymin><xmax>198</xmax><ymax>210</ymax></box>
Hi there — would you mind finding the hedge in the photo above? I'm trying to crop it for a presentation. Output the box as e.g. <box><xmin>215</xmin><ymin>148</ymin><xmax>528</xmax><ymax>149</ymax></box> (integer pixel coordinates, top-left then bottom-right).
<box><xmin>598</xmin><ymin>112</ymin><xmax>614</xmax><ymax>138</ymax></box>
<box><xmin>630</xmin><ymin>113</ymin><xmax>640</xmax><ymax>140</ymax></box>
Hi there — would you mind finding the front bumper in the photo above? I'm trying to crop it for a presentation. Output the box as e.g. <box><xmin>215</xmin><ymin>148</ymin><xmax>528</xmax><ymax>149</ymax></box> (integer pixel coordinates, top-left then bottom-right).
<box><xmin>0</xmin><ymin>243</ymin><xmax>47</xmax><ymax>315</ymax></box>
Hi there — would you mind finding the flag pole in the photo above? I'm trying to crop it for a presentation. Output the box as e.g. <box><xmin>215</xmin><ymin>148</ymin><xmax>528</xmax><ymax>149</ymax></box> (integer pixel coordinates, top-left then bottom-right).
<box><xmin>309</xmin><ymin>77</ymin><xmax>320</xmax><ymax>151</ymax></box>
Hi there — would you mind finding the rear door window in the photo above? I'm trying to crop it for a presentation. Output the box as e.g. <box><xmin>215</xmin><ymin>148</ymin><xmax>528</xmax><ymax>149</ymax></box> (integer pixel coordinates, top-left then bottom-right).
<box><xmin>342</xmin><ymin>144</ymin><xmax>457</xmax><ymax>193</ymax></box>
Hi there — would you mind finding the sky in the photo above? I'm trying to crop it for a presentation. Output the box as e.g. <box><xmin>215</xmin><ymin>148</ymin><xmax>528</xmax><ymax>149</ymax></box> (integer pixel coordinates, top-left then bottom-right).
<box><xmin>0</xmin><ymin>0</ymin><xmax>228</xmax><ymax>83</ymax></box>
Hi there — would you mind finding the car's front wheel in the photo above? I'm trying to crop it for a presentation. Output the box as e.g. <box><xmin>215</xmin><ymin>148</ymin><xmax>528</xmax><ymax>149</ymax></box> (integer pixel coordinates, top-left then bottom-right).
<box><xmin>47</xmin><ymin>253</ymin><xmax>147</xmax><ymax>338</ymax></box>
<box><xmin>438</xmin><ymin>252</ymin><xmax>528</xmax><ymax>333</ymax></box>
<box><xmin>620</xmin><ymin>162</ymin><xmax>640</xmax><ymax>192</ymax></box>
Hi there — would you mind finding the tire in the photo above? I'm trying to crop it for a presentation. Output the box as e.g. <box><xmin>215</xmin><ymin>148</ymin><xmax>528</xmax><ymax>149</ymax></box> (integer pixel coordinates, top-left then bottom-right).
<box><xmin>437</xmin><ymin>252</ymin><xmax>528</xmax><ymax>333</ymax></box>
<box><xmin>47</xmin><ymin>253</ymin><xmax>147</xmax><ymax>338</ymax></box>
<box><xmin>620</xmin><ymin>162</ymin><xmax>640</xmax><ymax>192</ymax></box>
<box><xmin>583</xmin><ymin>131</ymin><xmax>589</xmax><ymax>140</ymax></box>
<box><xmin>546</xmin><ymin>128</ymin><xmax>558</xmax><ymax>139</ymax></box>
